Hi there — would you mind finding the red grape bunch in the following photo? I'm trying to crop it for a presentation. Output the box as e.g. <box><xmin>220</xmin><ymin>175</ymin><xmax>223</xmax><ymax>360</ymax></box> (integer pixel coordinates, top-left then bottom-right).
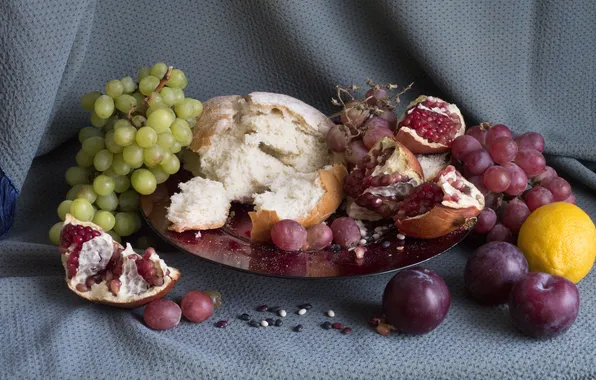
<box><xmin>451</xmin><ymin>123</ymin><xmax>574</xmax><ymax>243</ymax></box>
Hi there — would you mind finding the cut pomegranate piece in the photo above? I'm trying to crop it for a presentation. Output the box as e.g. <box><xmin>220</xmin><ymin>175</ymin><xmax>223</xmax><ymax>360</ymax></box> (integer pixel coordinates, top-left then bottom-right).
<box><xmin>395</xmin><ymin>96</ymin><xmax>465</xmax><ymax>154</ymax></box>
<box><xmin>394</xmin><ymin>166</ymin><xmax>484</xmax><ymax>239</ymax></box>
<box><xmin>344</xmin><ymin>137</ymin><xmax>424</xmax><ymax>219</ymax></box>
<box><xmin>59</xmin><ymin>214</ymin><xmax>180</xmax><ymax>308</ymax></box>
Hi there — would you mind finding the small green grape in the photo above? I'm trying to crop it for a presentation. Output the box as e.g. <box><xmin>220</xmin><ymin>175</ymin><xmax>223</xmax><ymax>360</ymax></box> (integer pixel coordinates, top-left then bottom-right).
<box><xmin>94</xmin><ymin>95</ymin><xmax>115</xmax><ymax>119</ymax></box>
<box><xmin>186</xmin><ymin>117</ymin><xmax>197</xmax><ymax>129</ymax></box>
<box><xmin>159</xmin><ymin>87</ymin><xmax>177</xmax><ymax>107</ymax></box>
<box><xmin>113</xmin><ymin>126</ymin><xmax>136</xmax><ymax>147</ymax></box>
<box><xmin>131</xmin><ymin>169</ymin><xmax>157</xmax><ymax>195</ymax></box>
<box><xmin>102</xmin><ymin>115</ymin><xmax>118</xmax><ymax>132</ymax></box>
<box><xmin>113</xmin><ymin>212</ymin><xmax>136</xmax><ymax>237</ymax></box>
<box><xmin>150</xmin><ymin>62</ymin><xmax>168</xmax><ymax>79</ymax></box>
<box><xmin>139</xmin><ymin>75</ymin><xmax>160</xmax><ymax>96</ymax></box>
<box><xmin>161</xmin><ymin>154</ymin><xmax>181</xmax><ymax>175</ymax></box>
<box><xmin>128</xmin><ymin>212</ymin><xmax>143</xmax><ymax>233</ymax></box>
<box><xmin>119</xmin><ymin>189</ymin><xmax>140</xmax><ymax>211</ymax></box>
<box><xmin>93</xmin><ymin>174</ymin><xmax>116</xmax><ymax>196</ymax></box>
<box><xmin>103</xmin><ymin>168</ymin><xmax>119</xmax><ymax>178</ymax></box>
<box><xmin>78</xmin><ymin>126</ymin><xmax>103</xmax><ymax>143</ymax></box>
<box><xmin>143</xmin><ymin>145</ymin><xmax>165</xmax><ymax>166</ymax></box>
<box><xmin>96</xmin><ymin>192</ymin><xmax>118</xmax><ymax>211</ymax></box>
<box><xmin>172</xmin><ymin>88</ymin><xmax>185</xmax><ymax>105</ymax></box>
<box><xmin>81</xmin><ymin>92</ymin><xmax>102</xmax><ymax>110</ymax></box>
<box><xmin>188</xmin><ymin>98</ymin><xmax>203</xmax><ymax>117</ymax></box>
<box><xmin>93</xmin><ymin>210</ymin><xmax>116</xmax><ymax>231</ymax></box>
<box><xmin>93</xmin><ymin>149</ymin><xmax>114</xmax><ymax>172</ymax></box>
<box><xmin>137</xmin><ymin>67</ymin><xmax>151</xmax><ymax>82</ymax></box>
<box><xmin>111</xmin><ymin>153</ymin><xmax>130</xmax><ymax>176</ymax></box>
<box><xmin>135</xmin><ymin>127</ymin><xmax>157</xmax><ymax>148</ymax></box>
<box><xmin>114</xmin><ymin>175</ymin><xmax>131</xmax><ymax>193</ymax></box>
<box><xmin>90</xmin><ymin>111</ymin><xmax>107</xmax><ymax>128</ymax></box>
<box><xmin>115</xmin><ymin>94</ymin><xmax>137</xmax><ymax>113</ymax></box>
<box><xmin>105</xmin><ymin>130</ymin><xmax>123</xmax><ymax>154</ymax></box>
<box><xmin>66</xmin><ymin>185</ymin><xmax>84</xmax><ymax>200</ymax></box>
<box><xmin>107</xmin><ymin>230</ymin><xmax>122</xmax><ymax>243</ymax></box>
<box><xmin>121</xmin><ymin>76</ymin><xmax>136</xmax><ymax>93</ymax></box>
<box><xmin>105</xmin><ymin>80</ymin><xmax>124</xmax><ymax>98</ymax></box>
<box><xmin>131</xmin><ymin>115</ymin><xmax>146</xmax><ymax>128</ymax></box>
<box><xmin>114</xmin><ymin>119</ymin><xmax>132</xmax><ymax>130</ymax></box>
<box><xmin>75</xmin><ymin>150</ymin><xmax>94</xmax><ymax>168</ymax></box>
<box><xmin>147</xmin><ymin>92</ymin><xmax>163</xmax><ymax>106</ymax></box>
<box><xmin>146</xmin><ymin>103</ymin><xmax>169</xmax><ymax>117</ymax></box>
<box><xmin>146</xmin><ymin>108</ymin><xmax>175</xmax><ymax>133</ymax></box>
<box><xmin>65</xmin><ymin>167</ymin><xmax>90</xmax><ymax>186</ymax></box>
<box><xmin>122</xmin><ymin>143</ymin><xmax>144</xmax><ymax>167</ymax></box>
<box><xmin>57</xmin><ymin>200</ymin><xmax>73</xmax><ymax>221</ymax></box>
<box><xmin>166</xmin><ymin>69</ymin><xmax>187</xmax><ymax>89</ymax></box>
<box><xmin>82</xmin><ymin>136</ymin><xmax>105</xmax><ymax>156</ymax></box>
<box><xmin>170</xmin><ymin>119</ymin><xmax>192</xmax><ymax>146</ymax></box>
<box><xmin>156</xmin><ymin>132</ymin><xmax>175</xmax><ymax>150</ymax></box>
<box><xmin>132</xmin><ymin>91</ymin><xmax>146</xmax><ymax>104</ymax></box>
<box><xmin>76</xmin><ymin>184</ymin><xmax>98</xmax><ymax>204</ymax></box>
<box><xmin>70</xmin><ymin>198</ymin><xmax>95</xmax><ymax>222</ymax></box>
<box><xmin>174</xmin><ymin>99</ymin><xmax>194</xmax><ymax>119</ymax></box>
<box><xmin>170</xmin><ymin>141</ymin><xmax>182</xmax><ymax>153</ymax></box>
<box><xmin>149</xmin><ymin>165</ymin><xmax>169</xmax><ymax>184</ymax></box>
<box><xmin>49</xmin><ymin>222</ymin><xmax>64</xmax><ymax>245</ymax></box>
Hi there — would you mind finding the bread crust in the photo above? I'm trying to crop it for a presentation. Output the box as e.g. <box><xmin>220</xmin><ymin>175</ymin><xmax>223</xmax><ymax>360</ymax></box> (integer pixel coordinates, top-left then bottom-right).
<box><xmin>249</xmin><ymin>164</ymin><xmax>347</xmax><ymax>242</ymax></box>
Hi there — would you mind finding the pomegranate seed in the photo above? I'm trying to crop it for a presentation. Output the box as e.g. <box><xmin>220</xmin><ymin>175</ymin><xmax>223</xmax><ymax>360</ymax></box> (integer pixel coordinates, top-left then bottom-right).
<box><xmin>332</xmin><ymin>322</ymin><xmax>344</xmax><ymax>329</ymax></box>
<box><xmin>215</xmin><ymin>320</ymin><xmax>228</xmax><ymax>328</ymax></box>
<box><xmin>342</xmin><ymin>327</ymin><xmax>353</xmax><ymax>334</ymax></box>
<box><xmin>109</xmin><ymin>279</ymin><xmax>121</xmax><ymax>295</ymax></box>
<box><xmin>75</xmin><ymin>283</ymin><xmax>89</xmax><ymax>292</ymax></box>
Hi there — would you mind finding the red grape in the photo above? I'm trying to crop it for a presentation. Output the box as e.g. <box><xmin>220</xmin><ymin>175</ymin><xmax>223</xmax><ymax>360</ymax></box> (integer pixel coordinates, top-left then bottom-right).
<box><xmin>501</xmin><ymin>198</ymin><xmax>531</xmax><ymax>233</ymax></box>
<box><xmin>365</xmin><ymin>88</ymin><xmax>389</xmax><ymax>105</ymax></box>
<box><xmin>451</xmin><ymin>135</ymin><xmax>483</xmax><ymax>161</ymax></box>
<box><xmin>523</xmin><ymin>186</ymin><xmax>554</xmax><ymax>211</ymax></box>
<box><xmin>542</xmin><ymin>177</ymin><xmax>572</xmax><ymax>201</ymax></box>
<box><xmin>483</xmin><ymin>166</ymin><xmax>511</xmax><ymax>193</ymax></box>
<box><xmin>463</xmin><ymin>150</ymin><xmax>494</xmax><ymax>175</ymax></box>
<box><xmin>502</xmin><ymin>162</ymin><xmax>528</xmax><ymax>196</ymax></box>
<box><xmin>382</xmin><ymin>267</ymin><xmax>450</xmax><ymax>335</ymax></box>
<box><xmin>515</xmin><ymin>132</ymin><xmax>545</xmax><ymax>152</ymax></box>
<box><xmin>474</xmin><ymin>208</ymin><xmax>497</xmax><ymax>233</ymax></box>
<box><xmin>489</xmin><ymin>137</ymin><xmax>518</xmax><ymax>164</ymax></box>
<box><xmin>271</xmin><ymin>220</ymin><xmax>307</xmax><ymax>251</ymax></box>
<box><xmin>143</xmin><ymin>299</ymin><xmax>181</xmax><ymax>330</ymax></box>
<box><xmin>306</xmin><ymin>223</ymin><xmax>333</xmax><ymax>250</ymax></box>
<box><xmin>326</xmin><ymin>125</ymin><xmax>350</xmax><ymax>152</ymax></box>
<box><xmin>345</xmin><ymin>140</ymin><xmax>369</xmax><ymax>166</ymax></box>
<box><xmin>486</xmin><ymin>124</ymin><xmax>512</xmax><ymax>147</ymax></box>
<box><xmin>514</xmin><ymin>149</ymin><xmax>546</xmax><ymax>177</ymax></box>
<box><xmin>563</xmin><ymin>193</ymin><xmax>576</xmax><ymax>204</ymax></box>
<box><xmin>484</xmin><ymin>192</ymin><xmax>500</xmax><ymax>210</ymax></box>
<box><xmin>330</xmin><ymin>217</ymin><xmax>361</xmax><ymax>248</ymax></box>
<box><xmin>465</xmin><ymin>125</ymin><xmax>488</xmax><ymax>146</ymax></box>
<box><xmin>532</xmin><ymin>166</ymin><xmax>557</xmax><ymax>184</ymax></box>
<box><xmin>363</xmin><ymin>124</ymin><xmax>394</xmax><ymax>149</ymax></box>
<box><xmin>340</xmin><ymin>100</ymin><xmax>369</xmax><ymax>129</ymax></box>
<box><xmin>378</xmin><ymin>109</ymin><xmax>398</xmax><ymax>130</ymax></box>
<box><xmin>486</xmin><ymin>223</ymin><xmax>514</xmax><ymax>243</ymax></box>
<box><xmin>468</xmin><ymin>175</ymin><xmax>489</xmax><ymax>195</ymax></box>
<box><xmin>180</xmin><ymin>290</ymin><xmax>214</xmax><ymax>323</ymax></box>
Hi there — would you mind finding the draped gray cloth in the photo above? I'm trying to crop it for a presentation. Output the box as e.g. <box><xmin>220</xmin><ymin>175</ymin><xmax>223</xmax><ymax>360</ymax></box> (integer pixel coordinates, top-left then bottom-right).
<box><xmin>0</xmin><ymin>0</ymin><xmax>595</xmax><ymax>378</ymax></box>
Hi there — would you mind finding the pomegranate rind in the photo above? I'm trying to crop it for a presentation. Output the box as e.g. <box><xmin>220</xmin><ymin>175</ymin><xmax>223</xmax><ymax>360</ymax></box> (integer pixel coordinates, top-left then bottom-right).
<box><xmin>394</xmin><ymin>166</ymin><xmax>484</xmax><ymax>239</ymax></box>
<box><xmin>61</xmin><ymin>214</ymin><xmax>181</xmax><ymax>308</ymax></box>
<box><xmin>395</xmin><ymin>96</ymin><xmax>465</xmax><ymax>154</ymax></box>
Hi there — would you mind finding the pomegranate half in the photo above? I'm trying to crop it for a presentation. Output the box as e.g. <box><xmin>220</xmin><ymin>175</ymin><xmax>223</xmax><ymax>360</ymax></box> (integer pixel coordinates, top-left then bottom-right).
<box><xmin>344</xmin><ymin>137</ymin><xmax>424</xmax><ymax>220</ymax></box>
<box><xmin>395</xmin><ymin>96</ymin><xmax>465</xmax><ymax>154</ymax></box>
<box><xmin>59</xmin><ymin>214</ymin><xmax>180</xmax><ymax>308</ymax></box>
<box><xmin>394</xmin><ymin>165</ymin><xmax>484</xmax><ymax>239</ymax></box>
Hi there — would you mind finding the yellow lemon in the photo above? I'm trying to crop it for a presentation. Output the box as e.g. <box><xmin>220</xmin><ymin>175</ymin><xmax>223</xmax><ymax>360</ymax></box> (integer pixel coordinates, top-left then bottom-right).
<box><xmin>518</xmin><ymin>202</ymin><xmax>596</xmax><ymax>283</ymax></box>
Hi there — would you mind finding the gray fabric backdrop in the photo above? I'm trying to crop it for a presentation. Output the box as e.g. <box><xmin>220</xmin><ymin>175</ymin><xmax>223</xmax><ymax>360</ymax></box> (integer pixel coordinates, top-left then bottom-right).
<box><xmin>0</xmin><ymin>0</ymin><xmax>595</xmax><ymax>378</ymax></box>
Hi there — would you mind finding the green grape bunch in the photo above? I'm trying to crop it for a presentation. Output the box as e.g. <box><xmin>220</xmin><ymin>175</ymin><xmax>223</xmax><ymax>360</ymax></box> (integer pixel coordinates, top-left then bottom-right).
<box><xmin>49</xmin><ymin>63</ymin><xmax>203</xmax><ymax>245</ymax></box>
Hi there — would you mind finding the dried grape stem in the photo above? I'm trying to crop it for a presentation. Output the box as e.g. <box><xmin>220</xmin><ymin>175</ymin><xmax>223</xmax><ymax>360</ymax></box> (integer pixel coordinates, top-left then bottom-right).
<box><xmin>127</xmin><ymin>66</ymin><xmax>173</xmax><ymax>121</ymax></box>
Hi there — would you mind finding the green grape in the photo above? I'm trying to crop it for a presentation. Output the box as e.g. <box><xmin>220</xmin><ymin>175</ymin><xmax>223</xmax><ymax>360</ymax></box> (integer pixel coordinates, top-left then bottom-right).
<box><xmin>150</xmin><ymin>62</ymin><xmax>168</xmax><ymax>79</ymax></box>
<box><xmin>75</xmin><ymin>150</ymin><xmax>94</xmax><ymax>168</ymax></box>
<box><xmin>76</xmin><ymin>184</ymin><xmax>98</xmax><ymax>204</ymax></box>
<box><xmin>132</xmin><ymin>91</ymin><xmax>146</xmax><ymax>104</ymax></box>
<box><xmin>186</xmin><ymin>117</ymin><xmax>197</xmax><ymax>129</ymax></box>
<box><xmin>105</xmin><ymin>130</ymin><xmax>123</xmax><ymax>154</ymax></box>
<box><xmin>65</xmin><ymin>167</ymin><xmax>90</xmax><ymax>186</ymax></box>
<box><xmin>113</xmin><ymin>212</ymin><xmax>137</xmax><ymax>237</ymax></box>
<box><xmin>66</xmin><ymin>185</ymin><xmax>84</xmax><ymax>200</ymax></box>
<box><xmin>81</xmin><ymin>91</ymin><xmax>102</xmax><ymax>110</ymax></box>
<box><xmin>146</xmin><ymin>103</ymin><xmax>169</xmax><ymax>117</ymax></box>
<box><xmin>137</xmin><ymin>67</ymin><xmax>151</xmax><ymax>82</ymax></box>
<box><xmin>188</xmin><ymin>98</ymin><xmax>204</xmax><ymax>117</ymax></box>
<box><xmin>94</xmin><ymin>149</ymin><xmax>114</xmax><ymax>171</ymax></box>
<box><xmin>146</xmin><ymin>108</ymin><xmax>174</xmax><ymax>133</ymax></box>
<box><xmin>49</xmin><ymin>222</ymin><xmax>64</xmax><ymax>245</ymax></box>
<box><xmin>57</xmin><ymin>200</ymin><xmax>73</xmax><ymax>220</ymax></box>
<box><xmin>131</xmin><ymin>169</ymin><xmax>157</xmax><ymax>195</ymax></box>
<box><xmin>135</xmin><ymin>127</ymin><xmax>157</xmax><ymax>148</ymax></box>
<box><xmin>93</xmin><ymin>174</ymin><xmax>116</xmax><ymax>196</ymax></box>
<box><xmin>70</xmin><ymin>198</ymin><xmax>95</xmax><ymax>222</ymax></box>
<box><xmin>96</xmin><ymin>192</ymin><xmax>118</xmax><ymax>211</ymax></box>
<box><xmin>105</xmin><ymin>80</ymin><xmax>124</xmax><ymax>98</ymax></box>
<box><xmin>157</xmin><ymin>132</ymin><xmax>175</xmax><ymax>150</ymax></box>
<box><xmin>81</xmin><ymin>136</ymin><xmax>105</xmax><ymax>156</ymax></box>
<box><xmin>103</xmin><ymin>168</ymin><xmax>119</xmax><ymax>178</ymax></box>
<box><xmin>122</xmin><ymin>143</ymin><xmax>144</xmax><ymax>167</ymax></box>
<box><xmin>107</xmin><ymin>230</ymin><xmax>122</xmax><ymax>243</ymax></box>
<box><xmin>113</xmin><ymin>126</ymin><xmax>136</xmax><ymax>147</ymax></box>
<box><xmin>170</xmin><ymin>119</ymin><xmax>192</xmax><ymax>146</ymax></box>
<box><xmin>147</xmin><ymin>92</ymin><xmax>163</xmax><ymax>106</ymax></box>
<box><xmin>161</xmin><ymin>151</ymin><xmax>173</xmax><ymax>164</ymax></box>
<box><xmin>149</xmin><ymin>165</ymin><xmax>169</xmax><ymax>184</ymax></box>
<box><xmin>121</xmin><ymin>76</ymin><xmax>136</xmax><ymax>93</ymax></box>
<box><xmin>93</xmin><ymin>210</ymin><xmax>116</xmax><ymax>231</ymax></box>
<box><xmin>143</xmin><ymin>145</ymin><xmax>165</xmax><ymax>166</ymax></box>
<box><xmin>78</xmin><ymin>126</ymin><xmax>103</xmax><ymax>143</ymax></box>
<box><xmin>173</xmin><ymin>88</ymin><xmax>185</xmax><ymax>105</ymax></box>
<box><xmin>128</xmin><ymin>212</ymin><xmax>143</xmax><ymax>232</ymax></box>
<box><xmin>114</xmin><ymin>119</ymin><xmax>132</xmax><ymax>130</ymax></box>
<box><xmin>139</xmin><ymin>75</ymin><xmax>160</xmax><ymax>96</ymax></box>
<box><xmin>170</xmin><ymin>141</ymin><xmax>182</xmax><ymax>153</ymax></box>
<box><xmin>119</xmin><ymin>189</ymin><xmax>140</xmax><ymax>211</ymax></box>
<box><xmin>94</xmin><ymin>95</ymin><xmax>115</xmax><ymax>119</ymax></box>
<box><xmin>90</xmin><ymin>111</ymin><xmax>107</xmax><ymax>128</ymax></box>
<box><xmin>131</xmin><ymin>115</ymin><xmax>146</xmax><ymax>128</ymax></box>
<box><xmin>111</xmin><ymin>153</ymin><xmax>130</xmax><ymax>176</ymax></box>
<box><xmin>174</xmin><ymin>99</ymin><xmax>194</xmax><ymax>119</ymax></box>
<box><xmin>161</xmin><ymin>154</ymin><xmax>181</xmax><ymax>174</ymax></box>
<box><xmin>115</xmin><ymin>94</ymin><xmax>137</xmax><ymax>113</ymax></box>
<box><xmin>166</xmin><ymin>69</ymin><xmax>187</xmax><ymax>89</ymax></box>
<box><xmin>159</xmin><ymin>87</ymin><xmax>177</xmax><ymax>106</ymax></box>
<box><xmin>114</xmin><ymin>174</ymin><xmax>131</xmax><ymax>193</ymax></box>
<box><xmin>102</xmin><ymin>115</ymin><xmax>118</xmax><ymax>132</ymax></box>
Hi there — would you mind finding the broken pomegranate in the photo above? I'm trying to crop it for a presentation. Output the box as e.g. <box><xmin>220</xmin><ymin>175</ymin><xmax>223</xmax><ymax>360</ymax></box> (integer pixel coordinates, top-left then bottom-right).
<box><xmin>395</xmin><ymin>96</ymin><xmax>465</xmax><ymax>154</ymax></box>
<box><xmin>394</xmin><ymin>165</ymin><xmax>484</xmax><ymax>239</ymax></box>
<box><xmin>343</xmin><ymin>137</ymin><xmax>424</xmax><ymax>219</ymax></box>
<box><xmin>59</xmin><ymin>214</ymin><xmax>180</xmax><ymax>308</ymax></box>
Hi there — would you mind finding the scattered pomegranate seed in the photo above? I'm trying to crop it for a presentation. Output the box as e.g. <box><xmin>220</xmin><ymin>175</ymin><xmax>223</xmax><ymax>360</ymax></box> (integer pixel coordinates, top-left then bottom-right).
<box><xmin>342</xmin><ymin>327</ymin><xmax>353</xmax><ymax>335</ymax></box>
<box><xmin>215</xmin><ymin>320</ymin><xmax>228</xmax><ymax>328</ymax></box>
<box><xmin>332</xmin><ymin>322</ymin><xmax>344</xmax><ymax>329</ymax></box>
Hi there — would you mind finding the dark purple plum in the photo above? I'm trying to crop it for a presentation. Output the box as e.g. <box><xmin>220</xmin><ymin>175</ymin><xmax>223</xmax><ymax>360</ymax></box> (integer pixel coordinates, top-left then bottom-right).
<box><xmin>509</xmin><ymin>272</ymin><xmax>580</xmax><ymax>338</ymax></box>
<box><xmin>464</xmin><ymin>242</ymin><xmax>528</xmax><ymax>305</ymax></box>
<box><xmin>382</xmin><ymin>267</ymin><xmax>450</xmax><ymax>335</ymax></box>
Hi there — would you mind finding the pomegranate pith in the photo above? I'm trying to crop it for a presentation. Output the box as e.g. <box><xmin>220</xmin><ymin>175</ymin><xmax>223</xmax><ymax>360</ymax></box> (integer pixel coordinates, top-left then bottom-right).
<box><xmin>61</xmin><ymin>224</ymin><xmax>101</xmax><ymax>278</ymax></box>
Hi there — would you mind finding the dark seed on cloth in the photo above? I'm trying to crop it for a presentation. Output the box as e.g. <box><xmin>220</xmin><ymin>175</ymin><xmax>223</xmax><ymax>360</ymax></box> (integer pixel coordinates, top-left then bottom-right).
<box><xmin>294</xmin><ymin>324</ymin><xmax>304</xmax><ymax>332</ymax></box>
<box><xmin>248</xmin><ymin>320</ymin><xmax>259</xmax><ymax>327</ymax></box>
<box><xmin>215</xmin><ymin>320</ymin><xmax>228</xmax><ymax>328</ymax></box>
<box><xmin>239</xmin><ymin>313</ymin><xmax>250</xmax><ymax>321</ymax></box>
<box><xmin>256</xmin><ymin>305</ymin><xmax>268</xmax><ymax>312</ymax></box>
<box><xmin>267</xmin><ymin>306</ymin><xmax>281</xmax><ymax>313</ymax></box>
<box><xmin>274</xmin><ymin>319</ymin><xmax>283</xmax><ymax>327</ymax></box>
<box><xmin>321</xmin><ymin>321</ymin><xmax>332</xmax><ymax>330</ymax></box>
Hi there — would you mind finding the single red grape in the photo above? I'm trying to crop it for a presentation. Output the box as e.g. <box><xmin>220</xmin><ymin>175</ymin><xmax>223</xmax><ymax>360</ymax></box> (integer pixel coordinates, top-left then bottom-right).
<box><xmin>486</xmin><ymin>124</ymin><xmax>512</xmax><ymax>147</ymax></box>
<box><xmin>502</xmin><ymin>162</ymin><xmax>528</xmax><ymax>196</ymax></box>
<box><xmin>523</xmin><ymin>186</ymin><xmax>554</xmax><ymax>211</ymax></box>
<box><xmin>463</xmin><ymin>150</ymin><xmax>494</xmax><ymax>175</ymax></box>
<box><xmin>489</xmin><ymin>137</ymin><xmax>518</xmax><ymax>164</ymax></box>
<box><xmin>542</xmin><ymin>177</ymin><xmax>572</xmax><ymax>201</ymax></box>
<box><xmin>501</xmin><ymin>198</ymin><xmax>531</xmax><ymax>233</ymax></box>
<box><xmin>515</xmin><ymin>132</ymin><xmax>545</xmax><ymax>152</ymax></box>
<box><xmin>474</xmin><ymin>208</ymin><xmax>497</xmax><ymax>234</ymax></box>
<box><xmin>514</xmin><ymin>149</ymin><xmax>546</xmax><ymax>177</ymax></box>
<box><xmin>483</xmin><ymin>166</ymin><xmax>511</xmax><ymax>193</ymax></box>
